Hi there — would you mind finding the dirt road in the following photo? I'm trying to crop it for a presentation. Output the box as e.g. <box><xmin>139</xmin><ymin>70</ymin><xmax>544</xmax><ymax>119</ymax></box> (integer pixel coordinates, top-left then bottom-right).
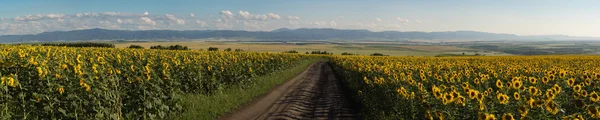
<box><xmin>220</xmin><ymin>62</ymin><xmax>360</xmax><ymax>120</ymax></box>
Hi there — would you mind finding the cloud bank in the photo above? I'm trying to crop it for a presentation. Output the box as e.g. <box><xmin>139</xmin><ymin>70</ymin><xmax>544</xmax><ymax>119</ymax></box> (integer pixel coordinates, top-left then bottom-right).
<box><xmin>0</xmin><ymin>10</ymin><xmax>419</xmax><ymax>35</ymax></box>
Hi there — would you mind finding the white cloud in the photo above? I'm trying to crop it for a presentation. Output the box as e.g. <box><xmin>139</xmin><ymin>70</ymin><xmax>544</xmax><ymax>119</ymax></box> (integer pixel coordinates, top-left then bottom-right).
<box><xmin>414</xmin><ymin>20</ymin><xmax>422</xmax><ymax>23</ymax></box>
<box><xmin>237</xmin><ymin>11</ymin><xmax>281</xmax><ymax>20</ymax></box>
<box><xmin>220</xmin><ymin>10</ymin><xmax>235</xmax><ymax>19</ymax></box>
<box><xmin>140</xmin><ymin>17</ymin><xmax>156</xmax><ymax>25</ymax></box>
<box><xmin>14</xmin><ymin>14</ymin><xmax>65</xmax><ymax>21</ymax></box>
<box><xmin>266</xmin><ymin>13</ymin><xmax>280</xmax><ymax>19</ymax></box>
<box><xmin>287</xmin><ymin>16</ymin><xmax>300</xmax><ymax>20</ymax></box>
<box><xmin>0</xmin><ymin>11</ymin><xmax>303</xmax><ymax>35</ymax></box>
<box><xmin>397</xmin><ymin>17</ymin><xmax>410</xmax><ymax>23</ymax></box>
<box><xmin>376</xmin><ymin>18</ymin><xmax>381</xmax><ymax>22</ymax></box>
<box><xmin>165</xmin><ymin>14</ymin><xmax>185</xmax><ymax>25</ymax></box>
<box><xmin>196</xmin><ymin>20</ymin><xmax>208</xmax><ymax>27</ymax></box>
<box><xmin>330</xmin><ymin>21</ymin><xmax>337</xmax><ymax>27</ymax></box>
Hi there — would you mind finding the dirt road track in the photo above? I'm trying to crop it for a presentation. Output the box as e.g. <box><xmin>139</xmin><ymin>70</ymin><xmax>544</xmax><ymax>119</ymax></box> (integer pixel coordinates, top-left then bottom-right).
<box><xmin>220</xmin><ymin>62</ymin><xmax>360</xmax><ymax>120</ymax></box>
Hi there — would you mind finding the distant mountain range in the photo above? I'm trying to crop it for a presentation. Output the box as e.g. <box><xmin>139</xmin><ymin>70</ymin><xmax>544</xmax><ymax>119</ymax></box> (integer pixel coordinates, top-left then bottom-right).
<box><xmin>0</xmin><ymin>28</ymin><xmax>597</xmax><ymax>43</ymax></box>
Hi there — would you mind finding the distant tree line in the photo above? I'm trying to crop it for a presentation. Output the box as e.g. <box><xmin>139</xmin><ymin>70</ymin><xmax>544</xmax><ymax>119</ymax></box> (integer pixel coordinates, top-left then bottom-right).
<box><xmin>341</xmin><ymin>52</ymin><xmax>357</xmax><ymax>55</ymax></box>
<box><xmin>370</xmin><ymin>53</ymin><xmax>388</xmax><ymax>56</ymax></box>
<box><xmin>127</xmin><ymin>45</ymin><xmax>144</xmax><ymax>49</ymax></box>
<box><xmin>283</xmin><ymin>50</ymin><xmax>299</xmax><ymax>53</ymax></box>
<box><xmin>41</xmin><ymin>42</ymin><xmax>115</xmax><ymax>48</ymax></box>
<box><xmin>206</xmin><ymin>47</ymin><xmax>243</xmax><ymax>52</ymax></box>
<box><xmin>149</xmin><ymin>45</ymin><xmax>189</xmax><ymax>50</ymax></box>
<box><xmin>308</xmin><ymin>51</ymin><xmax>332</xmax><ymax>55</ymax></box>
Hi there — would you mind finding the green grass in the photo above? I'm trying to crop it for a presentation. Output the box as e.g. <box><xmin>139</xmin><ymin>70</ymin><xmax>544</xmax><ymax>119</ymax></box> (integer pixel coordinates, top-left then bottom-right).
<box><xmin>170</xmin><ymin>58</ymin><xmax>325</xmax><ymax>120</ymax></box>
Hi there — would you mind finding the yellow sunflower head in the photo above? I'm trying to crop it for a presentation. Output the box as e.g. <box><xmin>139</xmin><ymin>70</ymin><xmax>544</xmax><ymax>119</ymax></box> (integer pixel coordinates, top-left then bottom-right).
<box><xmin>513</xmin><ymin>92</ymin><xmax>520</xmax><ymax>100</ymax></box>
<box><xmin>496</xmin><ymin>79</ymin><xmax>503</xmax><ymax>89</ymax></box>
<box><xmin>518</xmin><ymin>105</ymin><xmax>529</xmax><ymax>117</ymax></box>
<box><xmin>545</xmin><ymin>101</ymin><xmax>559</xmax><ymax>115</ymax></box>
<box><xmin>567</xmin><ymin>78</ymin><xmax>575</xmax><ymax>86</ymax></box>
<box><xmin>590</xmin><ymin>91</ymin><xmax>600</xmax><ymax>102</ymax></box>
<box><xmin>502</xmin><ymin>113</ymin><xmax>514</xmax><ymax>120</ymax></box>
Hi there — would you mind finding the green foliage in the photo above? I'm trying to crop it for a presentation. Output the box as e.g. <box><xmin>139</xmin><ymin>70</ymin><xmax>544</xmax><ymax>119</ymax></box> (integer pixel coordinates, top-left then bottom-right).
<box><xmin>208</xmin><ymin>47</ymin><xmax>219</xmax><ymax>51</ymax></box>
<box><xmin>41</xmin><ymin>42</ymin><xmax>115</xmax><ymax>48</ymax></box>
<box><xmin>341</xmin><ymin>52</ymin><xmax>357</xmax><ymax>55</ymax></box>
<box><xmin>0</xmin><ymin>45</ymin><xmax>311</xmax><ymax>119</ymax></box>
<box><xmin>310</xmin><ymin>51</ymin><xmax>331</xmax><ymax>55</ymax></box>
<box><xmin>283</xmin><ymin>50</ymin><xmax>298</xmax><ymax>53</ymax></box>
<box><xmin>149</xmin><ymin>45</ymin><xmax>189</xmax><ymax>50</ymax></box>
<box><xmin>370</xmin><ymin>53</ymin><xmax>388</xmax><ymax>56</ymax></box>
<box><xmin>127</xmin><ymin>45</ymin><xmax>145</xmax><ymax>49</ymax></box>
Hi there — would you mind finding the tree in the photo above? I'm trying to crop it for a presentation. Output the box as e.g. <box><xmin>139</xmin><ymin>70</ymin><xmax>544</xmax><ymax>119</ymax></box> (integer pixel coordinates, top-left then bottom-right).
<box><xmin>224</xmin><ymin>48</ymin><xmax>232</xmax><ymax>52</ymax></box>
<box><xmin>208</xmin><ymin>47</ymin><xmax>219</xmax><ymax>51</ymax></box>
<box><xmin>283</xmin><ymin>50</ymin><xmax>298</xmax><ymax>53</ymax></box>
<box><xmin>371</xmin><ymin>53</ymin><xmax>388</xmax><ymax>56</ymax></box>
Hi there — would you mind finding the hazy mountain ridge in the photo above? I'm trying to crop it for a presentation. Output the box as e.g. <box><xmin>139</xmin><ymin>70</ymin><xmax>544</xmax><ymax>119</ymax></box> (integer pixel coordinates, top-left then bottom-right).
<box><xmin>0</xmin><ymin>28</ymin><xmax>596</xmax><ymax>43</ymax></box>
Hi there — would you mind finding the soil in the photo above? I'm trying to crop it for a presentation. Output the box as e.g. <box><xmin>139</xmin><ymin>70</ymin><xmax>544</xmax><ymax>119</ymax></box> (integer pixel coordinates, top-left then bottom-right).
<box><xmin>220</xmin><ymin>62</ymin><xmax>360</xmax><ymax>120</ymax></box>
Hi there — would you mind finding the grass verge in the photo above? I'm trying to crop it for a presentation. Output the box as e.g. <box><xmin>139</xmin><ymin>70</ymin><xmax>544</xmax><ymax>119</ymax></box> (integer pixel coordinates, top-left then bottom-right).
<box><xmin>171</xmin><ymin>58</ymin><xmax>325</xmax><ymax>120</ymax></box>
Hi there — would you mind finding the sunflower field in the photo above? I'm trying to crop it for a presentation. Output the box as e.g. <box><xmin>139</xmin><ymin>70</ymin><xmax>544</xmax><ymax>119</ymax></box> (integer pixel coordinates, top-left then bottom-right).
<box><xmin>0</xmin><ymin>45</ymin><xmax>310</xmax><ymax>119</ymax></box>
<box><xmin>330</xmin><ymin>56</ymin><xmax>600</xmax><ymax>120</ymax></box>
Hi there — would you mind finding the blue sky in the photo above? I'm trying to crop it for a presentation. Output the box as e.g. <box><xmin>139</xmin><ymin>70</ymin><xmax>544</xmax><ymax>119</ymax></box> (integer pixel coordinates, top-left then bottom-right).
<box><xmin>0</xmin><ymin>0</ymin><xmax>599</xmax><ymax>37</ymax></box>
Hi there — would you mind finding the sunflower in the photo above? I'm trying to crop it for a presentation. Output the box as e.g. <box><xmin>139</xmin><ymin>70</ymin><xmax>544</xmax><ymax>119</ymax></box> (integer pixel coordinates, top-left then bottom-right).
<box><xmin>574</xmin><ymin>84</ymin><xmax>582</xmax><ymax>93</ymax></box>
<box><xmin>553</xmin><ymin>84</ymin><xmax>562</xmax><ymax>94</ymax></box>
<box><xmin>518</xmin><ymin>105</ymin><xmax>529</xmax><ymax>117</ymax></box>
<box><xmin>435</xmin><ymin>111</ymin><xmax>444</xmax><ymax>120</ymax></box>
<box><xmin>591</xmin><ymin>91</ymin><xmax>600</xmax><ymax>102</ymax></box>
<box><xmin>502</xmin><ymin>113</ymin><xmax>514</xmax><ymax>120</ymax></box>
<box><xmin>512</xmin><ymin>80</ymin><xmax>522</xmax><ymax>90</ymax></box>
<box><xmin>527</xmin><ymin>97</ymin><xmax>536</xmax><ymax>108</ymax></box>
<box><xmin>496</xmin><ymin>79</ymin><xmax>503</xmax><ymax>89</ymax></box>
<box><xmin>478</xmin><ymin>112</ymin><xmax>487</xmax><ymax>120</ymax></box>
<box><xmin>587</xmin><ymin>106</ymin><xmax>600</xmax><ymax>118</ymax></box>
<box><xmin>582</xmin><ymin>90</ymin><xmax>589</xmax><ymax>97</ymax></box>
<box><xmin>528</xmin><ymin>86</ymin><xmax>540</xmax><ymax>96</ymax></box>
<box><xmin>468</xmin><ymin>90</ymin><xmax>477</xmax><ymax>99</ymax></box>
<box><xmin>542</xmin><ymin>77</ymin><xmax>549</xmax><ymax>84</ymax></box>
<box><xmin>456</xmin><ymin>96</ymin><xmax>466</xmax><ymax>106</ymax></box>
<box><xmin>585</xmin><ymin>78</ymin><xmax>592</xmax><ymax>86</ymax></box>
<box><xmin>425</xmin><ymin>110</ymin><xmax>434</xmax><ymax>120</ymax></box>
<box><xmin>443</xmin><ymin>93</ymin><xmax>455</xmax><ymax>104</ymax></box>
<box><xmin>529</xmin><ymin>77</ymin><xmax>537</xmax><ymax>84</ymax></box>
<box><xmin>477</xmin><ymin>92</ymin><xmax>485</xmax><ymax>102</ymax></box>
<box><xmin>479</xmin><ymin>101</ymin><xmax>485</xmax><ymax>111</ymax></box>
<box><xmin>573</xmin><ymin>92</ymin><xmax>582</xmax><ymax>98</ymax></box>
<box><xmin>546</xmin><ymin>89</ymin><xmax>556</xmax><ymax>100</ymax></box>
<box><xmin>513</xmin><ymin>92</ymin><xmax>520</xmax><ymax>100</ymax></box>
<box><xmin>545</xmin><ymin>101</ymin><xmax>559</xmax><ymax>115</ymax></box>
<box><xmin>567</xmin><ymin>78</ymin><xmax>575</xmax><ymax>87</ymax></box>
<box><xmin>497</xmin><ymin>93</ymin><xmax>509</xmax><ymax>104</ymax></box>
<box><xmin>485</xmin><ymin>113</ymin><xmax>496</xmax><ymax>120</ymax></box>
<box><xmin>451</xmin><ymin>91</ymin><xmax>460</xmax><ymax>98</ymax></box>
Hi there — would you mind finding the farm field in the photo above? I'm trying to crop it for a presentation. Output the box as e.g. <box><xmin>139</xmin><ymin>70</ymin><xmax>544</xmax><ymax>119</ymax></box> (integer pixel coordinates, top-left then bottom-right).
<box><xmin>330</xmin><ymin>55</ymin><xmax>600</xmax><ymax>119</ymax></box>
<box><xmin>0</xmin><ymin>45</ymin><xmax>316</xmax><ymax>119</ymax></box>
<box><xmin>113</xmin><ymin>41</ymin><xmax>512</xmax><ymax>56</ymax></box>
<box><xmin>2</xmin><ymin>43</ymin><xmax>600</xmax><ymax>120</ymax></box>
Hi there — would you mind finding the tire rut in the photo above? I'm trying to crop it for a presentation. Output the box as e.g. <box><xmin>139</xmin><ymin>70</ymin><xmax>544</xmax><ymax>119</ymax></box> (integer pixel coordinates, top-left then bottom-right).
<box><xmin>221</xmin><ymin>62</ymin><xmax>360</xmax><ymax>120</ymax></box>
